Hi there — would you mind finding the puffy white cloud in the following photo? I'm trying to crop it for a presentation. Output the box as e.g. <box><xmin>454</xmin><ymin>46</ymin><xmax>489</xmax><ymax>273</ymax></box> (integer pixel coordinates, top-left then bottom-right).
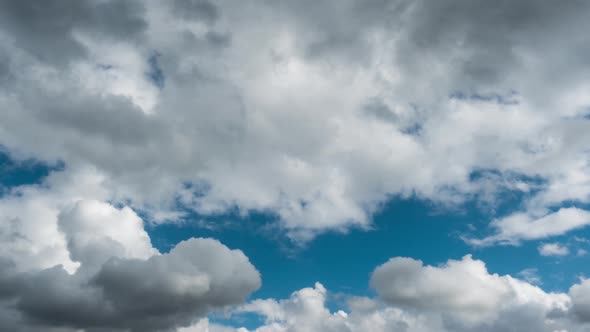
<box><xmin>231</xmin><ymin>255</ymin><xmax>590</xmax><ymax>332</ymax></box>
<box><xmin>371</xmin><ymin>255</ymin><xmax>513</xmax><ymax>322</ymax></box>
<box><xmin>371</xmin><ymin>255</ymin><xmax>570</xmax><ymax>328</ymax></box>
<box><xmin>58</xmin><ymin>199</ymin><xmax>157</xmax><ymax>270</ymax></box>
<box><xmin>0</xmin><ymin>167</ymin><xmax>110</xmax><ymax>273</ymax></box>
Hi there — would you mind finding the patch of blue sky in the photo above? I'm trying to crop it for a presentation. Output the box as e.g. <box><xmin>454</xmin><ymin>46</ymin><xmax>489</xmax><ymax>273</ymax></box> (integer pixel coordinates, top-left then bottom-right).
<box><xmin>0</xmin><ymin>148</ymin><xmax>63</xmax><ymax>194</ymax></box>
<box><xmin>146</xmin><ymin>51</ymin><xmax>165</xmax><ymax>89</ymax></box>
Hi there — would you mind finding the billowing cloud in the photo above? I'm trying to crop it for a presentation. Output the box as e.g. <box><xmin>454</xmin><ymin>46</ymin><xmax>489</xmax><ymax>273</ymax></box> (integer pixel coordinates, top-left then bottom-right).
<box><xmin>3</xmin><ymin>237</ymin><xmax>260</xmax><ymax>332</ymax></box>
<box><xmin>370</xmin><ymin>255</ymin><xmax>569</xmax><ymax>328</ymax></box>
<box><xmin>228</xmin><ymin>255</ymin><xmax>590</xmax><ymax>332</ymax></box>
<box><xmin>0</xmin><ymin>172</ymin><xmax>260</xmax><ymax>332</ymax></box>
<box><xmin>0</xmin><ymin>0</ymin><xmax>588</xmax><ymax>241</ymax></box>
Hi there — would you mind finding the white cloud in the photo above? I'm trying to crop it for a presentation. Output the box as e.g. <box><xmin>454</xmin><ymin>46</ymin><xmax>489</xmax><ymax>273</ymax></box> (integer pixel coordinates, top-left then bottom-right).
<box><xmin>539</xmin><ymin>243</ymin><xmax>570</xmax><ymax>257</ymax></box>
<box><xmin>230</xmin><ymin>255</ymin><xmax>590</xmax><ymax>332</ymax></box>
<box><xmin>370</xmin><ymin>255</ymin><xmax>568</xmax><ymax>326</ymax></box>
<box><xmin>469</xmin><ymin>208</ymin><xmax>590</xmax><ymax>246</ymax></box>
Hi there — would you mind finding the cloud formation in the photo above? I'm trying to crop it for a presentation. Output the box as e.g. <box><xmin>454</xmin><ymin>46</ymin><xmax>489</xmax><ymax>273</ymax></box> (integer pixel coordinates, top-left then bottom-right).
<box><xmin>0</xmin><ymin>0</ymin><xmax>589</xmax><ymax>241</ymax></box>
<box><xmin>228</xmin><ymin>255</ymin><xmax>590</xmax><ymax>332</ymax></box>
<box><xmin>0</xmin><ymin>170</ymin><xmax>260</xmax><ymax>332</ymax></box>
<box><xmin>2</xmin><ymin>0</ymin><xmax>590</xmax><ymax>330</ymax></box>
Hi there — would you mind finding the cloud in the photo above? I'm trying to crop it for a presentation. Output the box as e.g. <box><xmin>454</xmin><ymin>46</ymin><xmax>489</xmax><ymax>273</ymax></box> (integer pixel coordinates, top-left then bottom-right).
<box><xmin>231</xmin><ymin>255</ymin><xmax>590</xmax><ymax>332</ymax></box>
<box><xmin>58</xmin><ymin>199</ymin><xmax>157</xmax><ymax>270</ymax></box>
<box><xmin>0</xmin><ymin>0</ymin><xmax>147</xmax><ymax>66</ymax></box>
<box><xmin>0</xmin><ymin>171</ymin><xmax>260</xmax><ymax>331</ymax></box>
<box><xmin>3</xmin><ymin>0</ymin><xmax>590</xmax><ymax>328</ymax></box>
<box><xmin>0</xmin><ymin>0</ymin><xmax>589</xmax><ymax>241</ymax></box>
<box><xmin>539</xmin><ymin>243</ymin><xmax>570</xmax><ymax>257</ymax></box>
<box><xmin>570</xmin><ymin>279</ymin><xmax>590</xmax><ymax>322</ymax></box>
<box><xmin>370</xmin><ymin>255</ymin><xmax>567</xmax><ymax>326</ymax></box>
<box><xmin>4</xmin><ymin>237</ymin><xmax>260</xmax><ymax>332</ymax></box>
<box><xmin>518</xmin><ymin>268</ymin><xmax>542</xmax><ymax>285</ymax></box>
<box><xmin>469</xmin><ymin>208</ymin><xmax>590</xmax><ymax>246</ymax></box>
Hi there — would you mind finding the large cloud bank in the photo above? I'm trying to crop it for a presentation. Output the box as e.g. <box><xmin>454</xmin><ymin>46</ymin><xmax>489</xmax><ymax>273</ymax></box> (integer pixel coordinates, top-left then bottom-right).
<box><xmin>0</xmin><ymin>0</ymin><xmax>589</xmax><ymax>241</ymax></box>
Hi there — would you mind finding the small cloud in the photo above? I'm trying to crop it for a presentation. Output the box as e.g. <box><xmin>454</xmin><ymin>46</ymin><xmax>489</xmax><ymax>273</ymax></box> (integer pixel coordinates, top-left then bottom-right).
<box><xmin>578</xmin><ymin>249</ymin><xmax>588</xmax><ymax>256</ymax></box>
<box><xmin>539</xmin><ymin>243</ymin><xmax>570</xmax><ymax>257</ymax></box>
<box><xmin>518</xmin><ymin>268</ymin><xmax>542</xmax><ymax>285</ymax></box>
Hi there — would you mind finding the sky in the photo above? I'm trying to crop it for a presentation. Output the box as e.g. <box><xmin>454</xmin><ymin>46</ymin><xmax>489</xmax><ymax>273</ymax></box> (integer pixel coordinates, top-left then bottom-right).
<box><xmin>1</xmin><ymin>0</ymin><xmax>590</xmax><ymax>331</ymax></box>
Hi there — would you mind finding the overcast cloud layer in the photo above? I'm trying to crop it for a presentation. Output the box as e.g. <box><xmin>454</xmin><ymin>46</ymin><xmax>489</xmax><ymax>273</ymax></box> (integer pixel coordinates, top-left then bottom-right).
<box><xmin>1</xmin><ymin>0</ymin><xmax>590</xmax><ymax>331</ymax></box>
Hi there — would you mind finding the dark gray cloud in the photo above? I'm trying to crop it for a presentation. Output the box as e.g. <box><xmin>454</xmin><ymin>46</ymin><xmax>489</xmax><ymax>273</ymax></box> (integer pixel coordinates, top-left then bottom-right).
<box><xmin>0</xmin><ymin>0</ymin><xmax>147</xmax><ymax>66</ymax></box>
<box><xmin>0</xmin><ymin>238</ymin><xmax>260</xmax><ymax>332</ymax></box>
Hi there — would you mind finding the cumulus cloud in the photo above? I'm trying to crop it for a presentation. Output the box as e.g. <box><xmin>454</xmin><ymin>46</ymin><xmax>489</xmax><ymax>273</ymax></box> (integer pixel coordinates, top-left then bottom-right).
<box><xmin>227</xmin><ymin>255</ymin><xmax>590</xmax><ymax>332</ymax></box>
<box><xmin>370</xmin><ymin>255</ymin><xmax>570</xmax><ymax>328</ymax></box>
<box><xmin>3</xmin><ymin>237</ymin><xmax>259</xmax><ymax>332</ymax></box>
<box><xmin>0</xmin><ymin>171</ymin><xmax>260</xmax><ymax>331</ymax></box>
<box><xmin>0</xmin><ymin>0</ymin><xmax>588</xmax><ymax>242</ymax></box>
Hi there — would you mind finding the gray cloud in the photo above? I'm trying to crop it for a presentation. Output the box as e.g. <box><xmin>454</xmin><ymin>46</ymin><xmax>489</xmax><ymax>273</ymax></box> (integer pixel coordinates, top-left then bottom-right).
<box><xmin>0</xmin><ymin>0</ymin><xmax>147</xmax><ymax>66</ymax></box>
<box><xmin>1</xmin><ymin>238</ymin><xmax>260</xmax><ymax>332</ymax></box>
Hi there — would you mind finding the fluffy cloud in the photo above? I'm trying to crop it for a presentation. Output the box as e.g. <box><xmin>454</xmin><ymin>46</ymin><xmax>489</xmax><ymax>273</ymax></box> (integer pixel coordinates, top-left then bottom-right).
<box><xmin>0</xmin><ymin>171</ymin><xmax>260</xmax><ymax>331</ymax></box>
<box><xmin>3</xmin><ymin>237</ymin><xmax>259</xmax><ymax>332</ymax></box>
<box><xmin>228</xmin><ymin>255</ymin><xmax>590</xmax><ymax>332</ymax></box>
<box><xmin>0</xmin><ymin>0</ymin><xmax>589</xmax><ymax>241</ymax></box>
<box><xmin>370</xmin><ymin>255</ymin><xmax>571</xmax><ymax>330</ymax></box>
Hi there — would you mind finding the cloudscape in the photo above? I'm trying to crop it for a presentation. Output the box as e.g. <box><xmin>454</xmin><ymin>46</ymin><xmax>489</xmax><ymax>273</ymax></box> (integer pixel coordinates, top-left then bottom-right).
<box><xmin>1</xmin><ymin>0</ymin><xmax>590</xmax><ymax>331</ymax></box>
